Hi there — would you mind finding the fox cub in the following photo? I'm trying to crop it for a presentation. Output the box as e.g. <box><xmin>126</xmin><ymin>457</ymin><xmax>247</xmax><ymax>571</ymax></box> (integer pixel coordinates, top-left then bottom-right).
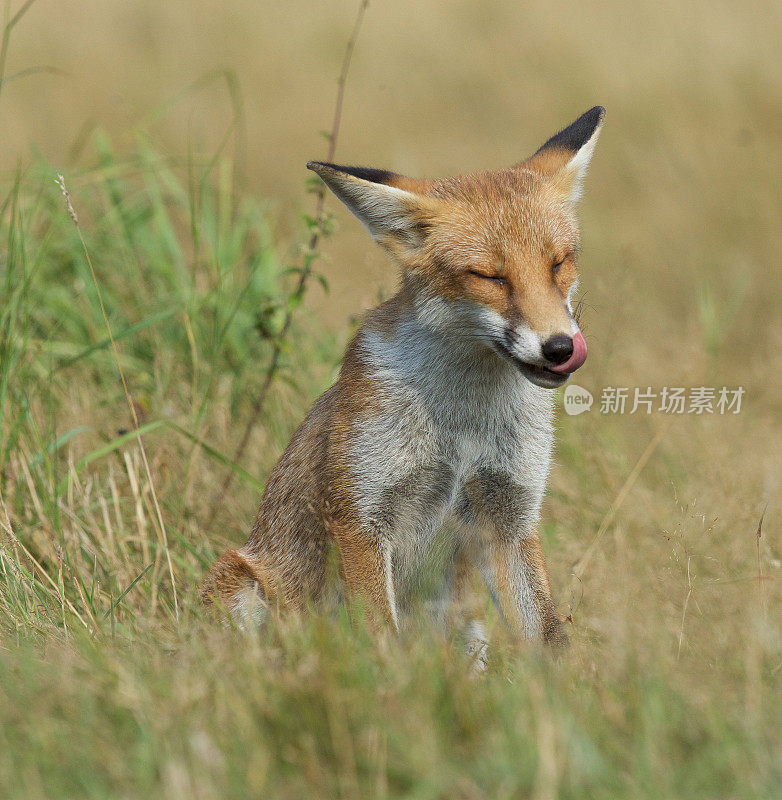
<box><xmin>201</xmin><ymin>106</ymin><xmax>605</xmax><ymax>648</ymax></box>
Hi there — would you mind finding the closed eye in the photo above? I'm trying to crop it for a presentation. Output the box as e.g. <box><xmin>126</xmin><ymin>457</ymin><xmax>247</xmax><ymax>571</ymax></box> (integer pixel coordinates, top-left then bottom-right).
<box><xmin>469</xmin><ymin>269</ymin><xmax>505</xmax><ymax>287</ymax></box>
<box><xmin>552</xmin><ymin>253</ymin><xmax>573</xmax><ymax>276</ymax></box>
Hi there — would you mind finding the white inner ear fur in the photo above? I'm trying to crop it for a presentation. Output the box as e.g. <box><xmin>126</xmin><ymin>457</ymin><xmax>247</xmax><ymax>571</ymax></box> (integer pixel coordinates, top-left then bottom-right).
<box><xmin>558</xmin><ymin>125</ymin><xmax>602</xmax><ymax>206</ymax></box>
<box><xmin>324</xmin><ymin>176</ymin><xmax>422</xmax><ymax>244</ymax></box>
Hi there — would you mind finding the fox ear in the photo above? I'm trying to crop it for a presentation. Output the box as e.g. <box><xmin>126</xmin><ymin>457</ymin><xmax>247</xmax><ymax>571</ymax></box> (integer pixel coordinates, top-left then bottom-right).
<box><xmin>306</xmin><ymin>162</ymin><xmax>433</xmax><ymax>249</ymax></box>
<box><xmin>522</xmin><ymin>106</ymin><xmax>606</xmax><ymax>206</ymax></box>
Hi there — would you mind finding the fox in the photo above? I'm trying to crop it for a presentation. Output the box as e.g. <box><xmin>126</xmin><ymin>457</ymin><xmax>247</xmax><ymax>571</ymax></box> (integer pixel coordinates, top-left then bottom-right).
<box><xmin>201</xmin><ymin>106</ymin><xmax>606</xmax><ymax>651</ymax></box>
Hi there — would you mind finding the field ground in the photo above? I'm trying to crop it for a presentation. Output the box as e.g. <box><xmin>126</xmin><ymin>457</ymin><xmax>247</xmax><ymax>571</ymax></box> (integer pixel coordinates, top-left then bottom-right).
<box><xmin>0</xmin><ymin>1</ymin><xmax>780</xmax><ymax>798</ymax></box>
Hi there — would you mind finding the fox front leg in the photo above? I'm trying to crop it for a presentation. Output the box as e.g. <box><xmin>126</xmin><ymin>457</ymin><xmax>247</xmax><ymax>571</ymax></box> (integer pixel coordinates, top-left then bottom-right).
<box><xmin>486</xmin><ymin>534</ymin><xmax>567</xmax><ymax>648</ymax></box>
<box><xmin>467</xmin><ymin>471</ymin><xmax>568</xmax><ymax>648</ymax></box>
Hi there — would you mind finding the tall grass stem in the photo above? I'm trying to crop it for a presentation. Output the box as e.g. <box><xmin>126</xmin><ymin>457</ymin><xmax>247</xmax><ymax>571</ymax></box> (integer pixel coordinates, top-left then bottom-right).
<box><xmin>54</xmin><ymin>174</ymin><xmax>180</xmax><ymax>621</ymax></box>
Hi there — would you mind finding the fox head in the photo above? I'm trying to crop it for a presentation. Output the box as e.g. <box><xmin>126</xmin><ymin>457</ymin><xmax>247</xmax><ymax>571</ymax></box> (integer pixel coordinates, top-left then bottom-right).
<box><xmin>308</xmin><ymin>106</ymin><xmax>605</xmax><ymax>388</ymax></box>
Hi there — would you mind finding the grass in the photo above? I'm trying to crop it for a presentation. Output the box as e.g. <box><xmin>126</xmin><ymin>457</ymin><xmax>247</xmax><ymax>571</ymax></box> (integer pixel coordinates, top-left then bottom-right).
<box><xmin>1</xmin><ymin>1</ymin><xmax>781</xmax><ymax>797</ymax></box>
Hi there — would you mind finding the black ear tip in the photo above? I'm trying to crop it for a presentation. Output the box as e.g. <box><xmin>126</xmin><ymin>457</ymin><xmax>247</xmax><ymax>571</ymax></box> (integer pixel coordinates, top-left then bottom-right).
<box><xmin>537</xmin><ymin>105</ymin><xmax>607</xmax><ymax>155</ymax></box>
<box><xmin>303</xmin><ymin>163</ymin><xmax>398</xmax><ymax>185</ymax></box>
<box><xmin>578</xmin><ymin>106</ymin><xmax>606</xmax><ymax>129</ymax></box>
<box><xmin>588</xmin><ymin>105</ymin><xmax>607</xmax><ymax>123</ymax></box>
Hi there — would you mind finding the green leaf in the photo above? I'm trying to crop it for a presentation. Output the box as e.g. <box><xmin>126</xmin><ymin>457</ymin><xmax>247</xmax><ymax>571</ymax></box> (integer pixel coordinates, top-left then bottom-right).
<box><xmin>164</xmin><ymin>422</ymin><xmax>263</xmax><ymax>491</ymax></box>
<box><xmin>55</xmin><ymin>308</ymin><xmax>179</xmax><ymax>371</ymax></box>
<box><xmin>30</xmin><ymin>425</ymin><xmax>92</xmax><ymax>468</ymax></box>
<box><xmin>104</xmin><ymin>563</ymin><xmax>154</xmax><ymax>619</ymax></box>
<box><xmin>56</xmin><ymin>420</ymin><xmax>167</xmax><ymax>496</ymax></box>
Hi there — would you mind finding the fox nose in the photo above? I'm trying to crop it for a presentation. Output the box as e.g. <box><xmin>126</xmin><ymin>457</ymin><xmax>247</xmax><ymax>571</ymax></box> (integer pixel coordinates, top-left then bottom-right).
<box><xmin>541</xmin><ymin>335</ymin><xmax>574</xmax><ymax>365</ymax></box>
<box><xmin>545</xmin><ymin>331</ymin><xmax>588</xmax><ymax>374</ymax></box>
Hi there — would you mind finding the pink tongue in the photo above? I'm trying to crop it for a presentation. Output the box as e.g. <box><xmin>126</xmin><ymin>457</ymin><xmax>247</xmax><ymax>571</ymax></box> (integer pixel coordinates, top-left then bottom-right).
<box><xmin>549</xmin><ymin>330</ymin><xmax>587</xmax><ymax>374</ymax></box>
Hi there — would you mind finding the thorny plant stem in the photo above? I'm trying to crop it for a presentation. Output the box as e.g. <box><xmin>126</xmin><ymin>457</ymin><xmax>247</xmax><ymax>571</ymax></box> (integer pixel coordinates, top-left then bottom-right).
<box><xmin>55</xmin><ymin>175</ymin><xmax>180</xmax><ymax>621</ymax></box>
<box><xmin>206</xmin><ymin>0</ymin><xmax>370</xmax><ymax>531</ymax></box>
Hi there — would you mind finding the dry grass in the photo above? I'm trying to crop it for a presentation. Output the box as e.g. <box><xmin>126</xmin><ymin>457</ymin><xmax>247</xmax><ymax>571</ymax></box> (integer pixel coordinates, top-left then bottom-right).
<box><xmin>0</xmin><ymin>1</ymin><xmax>780</xmax><ymax>797</ymax></box>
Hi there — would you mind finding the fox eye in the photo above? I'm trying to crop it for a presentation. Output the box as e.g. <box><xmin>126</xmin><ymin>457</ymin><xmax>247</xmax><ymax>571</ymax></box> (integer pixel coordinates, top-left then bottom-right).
<box><xmin>552</xmin><ymin>254</ymin><xmax>572</xmax><ymax>276</ymax></box>
<box><xmin>469</xmin><ymin>269</ymin><xmax>505</xmax><ymax>287</ymax></box>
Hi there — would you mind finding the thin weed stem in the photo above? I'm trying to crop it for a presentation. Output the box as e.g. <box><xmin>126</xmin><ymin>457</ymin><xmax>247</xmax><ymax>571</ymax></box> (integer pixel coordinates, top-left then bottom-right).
<box><xmin>206</xmin><ymin>0</ymin><xmax>370</xmax><ymax>530</ymax></box>
<box><xmin>572</xmin><ymin>419</ymin><xmax>671</xmax><ymax>582</ymax></box>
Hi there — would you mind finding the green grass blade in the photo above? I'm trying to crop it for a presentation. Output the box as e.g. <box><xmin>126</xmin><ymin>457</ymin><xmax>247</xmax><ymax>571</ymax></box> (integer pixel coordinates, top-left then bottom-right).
<box><xmin>55</xmin><ymin>420</ymin><xmax>167</xmax><ymax>495</ymax></box>
<box><xmin>29</xmin><ymin>425</ymin><xmax>91</xmax><ymax>467</ymax></box>
<box><xmin>164</xmin><ymin>421</ymin><xmax>263</xmax><ymax>491</ymax></box>
<box><xmin>104</xmin><ymin>562</ymin><xmax>154</xmax><ymax>619</ymax></box>
<box><xmin>54</xmin><ymin>307</ymin><xmax>179</xmax><ymax>371</ymax></box>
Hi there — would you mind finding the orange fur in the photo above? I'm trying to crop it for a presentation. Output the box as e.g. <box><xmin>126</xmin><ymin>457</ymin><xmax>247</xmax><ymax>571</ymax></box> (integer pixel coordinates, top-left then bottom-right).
<box><xmin>201</xmin><ymin>107</ymin><xmax>605</xmax><ymax>650</ymax></box>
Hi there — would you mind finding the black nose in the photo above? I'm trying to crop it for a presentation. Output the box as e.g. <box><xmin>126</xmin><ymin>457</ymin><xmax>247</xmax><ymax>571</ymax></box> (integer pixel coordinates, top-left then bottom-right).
<box><xmin>541</xmin><ymin>335</ymin><xmax>573</xmax><ymax>365</ymax></box>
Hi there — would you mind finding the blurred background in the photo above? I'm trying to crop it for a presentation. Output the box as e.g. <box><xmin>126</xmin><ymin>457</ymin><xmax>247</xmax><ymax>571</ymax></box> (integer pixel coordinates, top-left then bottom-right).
<box><xmin>5</xmin><ymin>0</ymin><xmax>781</xmax><ymax>331</ymax></box>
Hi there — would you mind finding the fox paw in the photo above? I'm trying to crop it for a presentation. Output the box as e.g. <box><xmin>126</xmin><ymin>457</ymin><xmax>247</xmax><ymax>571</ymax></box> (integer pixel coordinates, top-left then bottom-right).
<box><xmin>463</xmin><ymin>620</ymin><xmax>489</xmax><ymax>672</ymax></box>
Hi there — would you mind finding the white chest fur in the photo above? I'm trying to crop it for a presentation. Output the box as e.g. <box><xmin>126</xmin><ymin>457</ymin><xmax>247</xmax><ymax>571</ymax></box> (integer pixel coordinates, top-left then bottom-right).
<box><xmin>350</xmin><ymin>303</ymin><xmax>555</xmax><ymax>550</ymax></box>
